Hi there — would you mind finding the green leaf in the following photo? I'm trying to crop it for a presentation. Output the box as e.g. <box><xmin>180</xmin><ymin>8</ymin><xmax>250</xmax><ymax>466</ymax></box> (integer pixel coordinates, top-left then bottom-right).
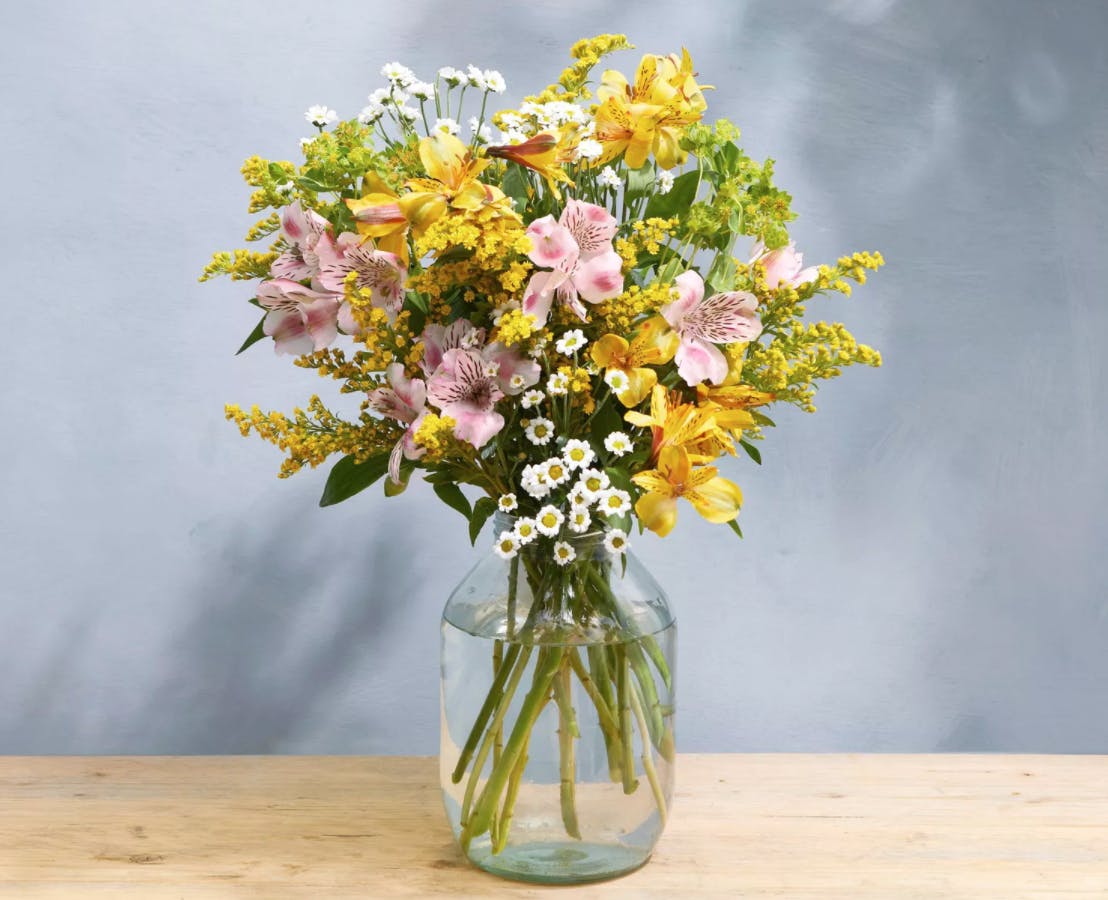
<box><xmin>267</xmin><ymin>162</ymin><xmax>288</xmax><ymax>182</ymax></box>
<box><xmin>644</xmin><ymin>170</ymin><xmax>699</xmax><ymax>219</ymax></box>
<box><xmin>706</xmin><ymin>253</ymin><xmax>737</xmax><ymax>293</ymax></box>
<box><xmin>319</xmin><ymin>453</ymin><xmax>390</xmax><ymax>507</ymax></box>
<box><xmin>751</xmin><ymin>411</ymin><xmax>776</xmax><ymax>428</ymax></box>
<box><xmin>433</xmin><ymin>482</ymin><xmax>472</xmax><ymax>520</ymax></box>
<box><xmin>502</xmin><ymin>165</ymin><xmax>531</xmax><ymax>208</ymax></box>
<box><xmin>726</xmin><ymin>518</ymin><xmax>744</xmax><ymax>539</ymax></box>
<box><xmin>468</xmin><ymin>496</ymin><xmax>498</xmax><ymax>545</ymax></box>
<box><xmin>296</xmin><ymin>174</ymin><xmax>340</xmax><ymax>193</ymax></box>
<box><xmin>235</xmin><ymin>316</ymin><xmax>267</xmax><ymax>355</ymax></box>
<box><xmin>383</xmin><ymin>462</ymin><xmax>414</xmax><ymax>496</ymax></box>
<box><xmin>625</xmin><ymin>163</ymin><xmax>655</xmax><ymax>201</ymax></box>
<box><xmin>739</xmin><ymin>440</ymin><xmax>762</xmax><ymax>465</ymax></box>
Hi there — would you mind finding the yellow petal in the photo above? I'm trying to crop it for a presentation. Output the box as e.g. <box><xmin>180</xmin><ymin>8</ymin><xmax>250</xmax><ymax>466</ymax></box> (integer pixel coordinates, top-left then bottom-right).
<box><xmin>624</xmin><ymin>409</ymin><xmax>655</xmax><ymax>429</ymax></box>
<box><xmin>653</xmin><ymin>126</ymin><xmax>684</xmax><ymax>170</ymax></box>
<box><xmin>397</xmin><ymin>192</ymin><xmax>448</xmax><ymax>238</ymax></box>
<box><xmin>419</xmin><ymin>132</ymin><xmax>469</xmax><ymax>189</ymax></box>
<box><xmin>635</xmin><ymin>492</ymin><xmax>678</xmax><ymax>537</ymax></box>
<box><xmin>591</xmin><ymin>333</ymin><xmax>630</xmax><ymax>368</ymax></box>
<box><xmin>630</xmin><ymin>469</ymin><xmax>672</xmax><ymax>495</ymax></box>
<box><xmin>656</xmin><ymin>444</ymin><xmax>691</xmax><ymax>485</ymax></box>
<box><xmin>633</xmin><ymin>316</ymin><xmax>678</xmax><ymax>364</ymax></box>
<box><xmin>686</xmin><ymin>476</ymin><xmax>743</xmax><ymax>524</ymax></box>
<box><xmin>619</xmin><ymin>366</ymin><xmax>658</xmax><ymax>408</ymax></box>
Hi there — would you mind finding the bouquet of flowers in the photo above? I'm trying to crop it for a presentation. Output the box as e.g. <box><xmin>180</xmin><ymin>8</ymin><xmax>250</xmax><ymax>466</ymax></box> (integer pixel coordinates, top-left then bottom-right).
<box><xmin>204</xmin><ymin>33</ymin><xmax>883</xmax><ymax>875</ymax></box>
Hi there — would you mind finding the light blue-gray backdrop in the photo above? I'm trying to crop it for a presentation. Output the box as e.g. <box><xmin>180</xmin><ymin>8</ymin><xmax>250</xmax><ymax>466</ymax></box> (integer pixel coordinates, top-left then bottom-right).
<box><xmin>1</xmin><ymin>0</ymin><xmax>1105</xmax><ymax>754</ymax></box>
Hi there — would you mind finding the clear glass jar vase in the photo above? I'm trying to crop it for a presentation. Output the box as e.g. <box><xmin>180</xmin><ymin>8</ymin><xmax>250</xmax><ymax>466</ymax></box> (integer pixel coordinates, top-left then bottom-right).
<box><xmin>440</xmin><ymin>515</ymin><xmax>676</xmax><ymax>884</ymax></box>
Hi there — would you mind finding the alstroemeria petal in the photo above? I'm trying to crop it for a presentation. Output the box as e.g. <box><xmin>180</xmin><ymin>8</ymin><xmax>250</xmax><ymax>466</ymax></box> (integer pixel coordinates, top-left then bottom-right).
<box><xmin>573</xmin><ymin>249</ymin><xmax>624</xmax><ymax>303</ymax></box>
<box><xmin>674</xmin><ymin>337</ymin><xmax>728</xmax><ymax>386</ymax></box>
<box><xmin>635</xmin><ymin>492</ymin><xmax>679</xmax><ymax>537</ymax></box>
<box><xmin>619</xmin><ymin>366</ymin><xmax>658</xmax><ymax>408</ymax></box>
<box><xmin>661</xmin><ymin>270</ymin><xmax>704</xmax><ymax>329</ymax></box>
<box><xmin>526</xmin><ymin>216</ymin><xmax>577</xmax><ymax>267</ymax></box>
<box><xmin>687</xmin><ymin>476</ymin><xmax>744</xmax><ymax>524</ymax></box>
<box><xmin>591</xmin><ymin>333</ymin><xmax>630</xmax><ymax>369</ymax></box>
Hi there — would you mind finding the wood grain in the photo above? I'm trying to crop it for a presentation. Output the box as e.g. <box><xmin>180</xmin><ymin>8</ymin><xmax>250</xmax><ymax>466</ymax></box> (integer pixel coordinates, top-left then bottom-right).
<box><xmin>1</xmin><ymin>754</ymin><xmax>1105</xmax><ymax>898</ymax></box>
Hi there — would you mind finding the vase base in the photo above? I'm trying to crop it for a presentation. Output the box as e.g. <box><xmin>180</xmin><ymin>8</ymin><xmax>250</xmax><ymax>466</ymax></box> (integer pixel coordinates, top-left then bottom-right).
<box><xmin>467</xmin><ymin>840</ymin><xmax>651</xmax><ymax>885</ymax></box>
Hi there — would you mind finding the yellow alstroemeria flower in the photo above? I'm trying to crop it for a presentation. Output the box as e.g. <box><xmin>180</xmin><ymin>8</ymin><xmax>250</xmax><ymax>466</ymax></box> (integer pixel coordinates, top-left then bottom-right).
<box><xmin>591</xmin><ymin>316</ymin><xmax>678</xmax><ymax>407</ymax></box>
<box><xmin>624</xmin><ymin>384</ymin><xmax>735</xmax><ymax>464</ymax></box>
<box><xmin>486</xmin><ymin>129</ymin><xmax>577</xmax><ymax>199</ymax></box>
<box><xmin>631</xmin><ymin>444</ymin><xmax>743</xmax><ymax>537</ymax></box>
<box><xmin>346</xmin><ymin>133</ymin><xmax>510</xmax><ymax>262</ymax></box>
<box><xmin>594</xmin><ymin>49</ymin><xmax>710</xmax><ymax>170</ymax></box>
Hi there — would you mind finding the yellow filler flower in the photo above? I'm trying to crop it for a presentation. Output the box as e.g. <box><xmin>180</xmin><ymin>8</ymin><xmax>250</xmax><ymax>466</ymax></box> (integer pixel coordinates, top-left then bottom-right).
<box><xmin>591</xmin><ymin>316</ymin><xmax>678</xmax><ymax>407</ymax></box>
<box><xmin>631</xmin><ymin>445</ymin><xmax>743</xmax><ymax>536</ymax></box>
<box><xmin>594</xmin><ymin>49</ymin><xmax>709</xmax><ymax>170</ymax></box>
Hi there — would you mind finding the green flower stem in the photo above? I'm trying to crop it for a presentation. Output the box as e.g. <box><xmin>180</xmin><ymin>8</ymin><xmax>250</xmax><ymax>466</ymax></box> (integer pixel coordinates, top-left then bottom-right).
<box><xmin>553</xmin><ymin>660</ymin><xmax>581</xmax><ymax>839</ymax></box>
<box><xmin>467</xmin><ymin>646</ymin><xmax>565</xmax><ymax>839</ymax></box>
<box><xmin>506</xmin><ymin>554</ymin><xmax>519</xmax><ymax>641</ymax></box>
<box><xmin>626</xmin><ymin>641</ymin><xmax>665</xmax><ymax>748</ymax></box>
<box><xmin>628</xmin><ymin>677</ymin><xmax>668</xmax><ymax>826</ymax></box>
<box><xmin>494</xmin><ymin>748</ymin><xmax>528</xmax><ymax>854</ymax></box>
<box><xmin>568</xmin><ymin>649</ymin><xmax>620</xmax><ymax>744</ymax></box>
<box><xmin>451</xmin><ymin>643</ymin><xmax>523</xmax><ymax>784</ymax></box>
<box><xmin>458</xmin><ymin>645</ymin><xmax>533</xmax><ymax>848</ymax></box>
<box><xmin>615</xmin><ymin>645</ymin><xmax>639</xmax><ymax>795</ymax></box>
<box><xmin>641</xmin><ymin>634</ymin><xmax>673</xmax><ymax>691</ymax></box>
<box><xmin>586</xmin><ymin>644</ymin><xmax>623</xmax><ymax>783</ymax></box>
<box><xmin>492</xmin><ymin>638</ymin><xmax>504</xmax><ymax>769</ymax></box>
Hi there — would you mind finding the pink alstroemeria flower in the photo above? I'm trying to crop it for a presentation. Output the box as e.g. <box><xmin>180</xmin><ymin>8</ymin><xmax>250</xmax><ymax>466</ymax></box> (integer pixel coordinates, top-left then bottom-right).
<box><xmin>661</xmin><ymin>270</ymin><xmax>763</xmax><ymax>386</ymax></box>
<box><xmin>522</xmin><ymin>199</ymin><xmax>623</xmax><ymax>324</ymax></box>
<box><xmin>426</xmin><ymin>348</ymin><xmax>506</xmax><ymax>447</ymax></box>
<box><xmin>270</xmin><ymin>201</ymin><xmax>330</xmax><ymax>281</ymax></box>
<box><xmin>420</xmin><ymin>319</ymin><xmax>486</xmax><ymax>375</ymax></box>
<box><xmin>314</xmin><ymin>232</ymin><xmax>408</xmax><ymax>331</ymax></box>
<box><xmin>368</xmin><ymin>362</ymin><xmax>427</xmax><ymax>484</ymax></box>
<box><xmin>749</xmin><ymin>239</ymin><xmax>818</xmax><ymax>290</ymax></box>
<box><xmin>256</xmin><ymin>278</ymin><xmax>340</xmax><ymax>356</ymax></box>
<box><xmin>483</xmin><ymin>342</ymin><xmax>541</xmax><ymax>396</ymax></box>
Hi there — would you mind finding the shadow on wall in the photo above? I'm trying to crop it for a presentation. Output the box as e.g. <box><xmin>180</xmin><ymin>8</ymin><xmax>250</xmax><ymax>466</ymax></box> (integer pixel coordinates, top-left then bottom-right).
<box><xmin>136</xmin><ymin>501</ymin><xmax>422</xmax><ymax>753</ymax></box>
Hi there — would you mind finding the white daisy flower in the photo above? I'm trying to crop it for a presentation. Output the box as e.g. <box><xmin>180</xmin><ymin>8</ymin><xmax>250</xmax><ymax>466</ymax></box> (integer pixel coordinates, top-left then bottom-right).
<box><xmin>498</xmin><ymin>493</ymin><xmax>518</xmax><ymax>513</ymax></box>
<box><xmin>577</xmin><ymin>468</ymin><xmax>611</xmax><ymax>502</ymax></box>
<box><xmin>513</xmin><ymin>517</ymin><xmax>538</xmax><ymax>544</ymax></box>
<box><xmin>604</xmin><ymin>529</ymin><xmax>630</xmax><ymax>555</ymax></box>
<box><xmin>597</xmin><ymin>488</ymin><xmax>632</xmax><ymax>516</ymax></box>
<box><xmin>459</xmin><ymin>328</ymin><xmax>483</xmax><ymax>350</ymax></box>
<box><xmin>547</xmin><ymin>372</ymin><xmax>570</xmax><ymax>396</ymax></box>
<box><xmin>604</xmin><ymin>369</ymin><xmax>630</xmax><ymax>394</ymax></box>
<box><xmin>438</xmin><ymin>66</ymin><xmax>464</xmax><ymax>85</ymax></box>
<box><xmin>562</xmin><ymin>439</ymin><xmax>595</xmax><ymax>470</ymax></box>
<box><xmin>482</xmin><ymin>359</ymin><xmax>501</xmax><ymax>377</ymax></box>
<box><xmin>535</xmin><ymin>505</ymin><xmax>565</xmax><ymax>537</ymax></box>
<box><xmin>493</xmin><ymin>531</ymin><xmax>520</xmax><ymax>559</ymax></box>
<box><xmin>468</xmin><ymin>117</ymin><xmax>493</xmax><ymax>143</ymax></box>
<box><xmin>520</xmin><ymin>389</ymin><xmax>544</xmax><ymax>409</ymax></box>
<box><xmin>408</xmin><ymin>81</ymin><xmax>435</xmax><ymax>101</ymax></box>
<box><xmin>502</xmin><ymin>128</ymin><xmax>529</xmax><ymax>145</ymax></box>
<box><xmin>555</xmin><ymin>329</ymin><xmax>587</xmax><ymax>355</ymax></box>
<box><xmin>598</xmin><ymin>166</ymin><xmax>622</xmax><ymax>189</ymax></box>
<box><xmin>567</xmin><ymin>484</ymin><xmax>591</xmax><ymax>509</ymax></box>
<box><xmin>368</xmin><ymin>88</ymin><xmax>394</xmax><ymax>105</ymax></box>
<box><xmin>604</xmin><ymin>431</ymin><xmax>633</xmax><ymax>456</ymax></box>
<box><xmin>524</xmin><ymin>418</ymin><xmax>555</xmax><ymax>445</ymax></box>
<box><xmin>465</xmin><ymin>65</ymin><xmax>487</xmax><ymax>90</ymax></box>
<box><xmin>305</xmin><ymin>105</ymin><xmax>338</xmax><ymax>128</ymax></box>
<box><xmin>520</xmin><ymin>464</ymin><xmax>551</xmax><ymax>499</ymax></box>
<box><xmin>576</xmin><ymin>138</ymin><xmax>603</xmax><ymax>161</ymax></box>
<box><xmin>358</xmin><ymin>105</ymin><xmax>384</xmax><ymax>125</ymax></box>
<box><xmin>499</xmin><ymin>112</ymin><xmax>524</xmax><ymax>132</ymax></box>
<box><xmin>543</xmin><ymin>458</ymin><xmax>571</xmax><ymax>487</ymax></box>
<box><xmin>657</xmin><ymin>170</ymin><xmax>675</xmax><ymax>194</ymax></box>
<box><xmin>553</xmin><ymin>541</ymin><xmax>577</xmax><ymax>566</ymax></box>
<box><xmin>381</xmin><ymin>62</ymin><xmax>415</xmax><ymax>87</ymax></box>
<box><xmin>299</xmin><ymin>136</ymin><xmax>317</xmax><ymax>149</ymax></box>
<box><xmin>568</xmin><ymin>508</ymin><xmax>591</xmax><ymax>534</ymax></box>
<box><xmin>528</xmin><ymin>336</ymin><xmax>549</xmax><ymax>358</ymax></box>
<box><xmin>397</xmin><ymin>106</ymin><xmax>420</xmax><ymax>123</ymax></box>
<box><xmin>483</xmin><ymin>70</ymin><xmax>506</xmax><ymax>93</ymax></box>
<box><xmin>509</xmin><ymin>373</ymin><xmax>527</xmax><ymax>390</ymax></box>
<box><xmin>432</xmin><ymin>117</ymin><xmax>460</xmax><ymax>135</ymax></box>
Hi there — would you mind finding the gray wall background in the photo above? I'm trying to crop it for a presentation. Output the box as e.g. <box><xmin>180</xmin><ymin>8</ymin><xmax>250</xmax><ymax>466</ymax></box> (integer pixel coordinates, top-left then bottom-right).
<box><xmin>1</xmin><ymin>0</ymin><xmax>1105</xmax><ymax>755</ymax></box>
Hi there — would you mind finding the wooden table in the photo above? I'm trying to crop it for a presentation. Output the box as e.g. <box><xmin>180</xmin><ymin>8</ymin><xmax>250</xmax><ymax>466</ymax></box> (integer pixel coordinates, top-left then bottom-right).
<box><xmin>2</xmin><ymin>755</ymin><xmax>1106</xmax><ymax>897</ymax></box>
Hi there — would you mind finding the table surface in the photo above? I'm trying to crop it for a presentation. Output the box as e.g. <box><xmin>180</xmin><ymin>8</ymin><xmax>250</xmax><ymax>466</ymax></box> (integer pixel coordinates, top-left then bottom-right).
<box><xmin>2</xmin><ymin>754</ymin><xmax>1106</xmax><ymax>898</ymax></box>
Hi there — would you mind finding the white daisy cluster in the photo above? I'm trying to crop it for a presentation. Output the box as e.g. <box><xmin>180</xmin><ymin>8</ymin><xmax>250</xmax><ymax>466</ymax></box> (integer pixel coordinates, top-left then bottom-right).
<box><xmin>469</xmin><ymin>116</ymin><xmax>493</xmax><ymax>144</ymax></box>
<box><xmin>498</xmin><ymin>101</ymin><xmax>591</xmax><ymax>145</ymax></box>
<box><xmin>597</xmin><ymin>166</ymin><xmax>622</xmax><ymax>189</ymax></box>
<box><xmin>576</xmin><ymin>138</ymin><xmax>603</xmax><ymax>162</ymax></box>
<box><xmin>657</xmin><ymin>170</ymin><xmax>675</xmax><ymax>195</ymax></box>
<box><xmin>305</xmin><ymin>105</ymin><xmax>338</xmax><ymax>128</ymax></box>
<box><xmin>547</xmin><ymin>372</ymin><xmax>570</xmax><ymax>396</ymax></box>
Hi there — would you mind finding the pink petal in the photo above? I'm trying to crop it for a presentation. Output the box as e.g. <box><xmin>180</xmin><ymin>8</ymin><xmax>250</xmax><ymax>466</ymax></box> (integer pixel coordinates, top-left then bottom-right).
<box><xmin>386</xmin><ymin>362</ymin><xmax>427</xmax><ymax>414</ymax></box>
<box><xmin>314</xmin><ymin>232</ymin><xmax>351</xmax><ymax>293</ymax></box>
<box><xmin>794</xmin><ymin>265</ymin><xmax>819</xmax><ymax>287</ymax></box>
<box><xmin>485</xmin><ymin>343</ymin><xmax>540</xmax><ymax>395</ymax></box>
<box><xmin>661</xmin><ymin>270</ymin><xmax>705</xmax><ymax>329</ymax></box>
<box><xmin>526</xmin><ymin>216</ymin><xmax>577</xmax><ymax>267</ymax></box>
<box><xmin>689</xmin><ymin>291</ymin><xmax>763</xmax><ymax>343</ymax></box>
<box><xmin>337</xmin><ymin>300</ymin><xmax>360</xmax><ymax>335</ymax></box>
<box><xmin>302</xmin><ymin>296</ymin><xmax>340</xmax><ymax>350</ymax></box>
<box><xmin>281</xmin><ymin>201</ymin><xmax>309</xmax><ymax>242</ymax></box>
<box><xmin>572</xmin><ymin>249</ymin><xmax>624</xmax><ymax>303</ymax></box>
<box><xmin>521</xmin><ymin>270</ymin><xmax>559</xmax><ymax>327</ymax></box>
<box><xmin>446</xmin><ymin>406</ymin><xmax>506</xmax><ymax>447</ymax></box>
<box><xmin>675</xmin><ymin>337</ymin><xmax>729</xmax><ymax>386</ymax></box>
<box><xmin>560</xmin><ymin>199</ymin><xmax>617</xmax><ymax>259</ymax></box>
<box><xmin>263</xmin><ymin>308</ymin><xmax>315</xmax><ymax>356</ymax></box>
<box><xmin>387</xmin><ymin>438</ymin><xmax>406</xmax><ymax>485</ymax></box>
<box><xmin>269</xmin><ymin>251</ymin><xmax>312</xmax><ymax>282</ymax></box>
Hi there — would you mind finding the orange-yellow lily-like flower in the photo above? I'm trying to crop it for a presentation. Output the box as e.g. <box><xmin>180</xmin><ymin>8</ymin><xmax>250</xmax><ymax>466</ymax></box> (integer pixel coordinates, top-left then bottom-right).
<box><xmin>625</xmin><ymin>384</ymin><xmax>735</xmax><ymax>464</ymax></box>
<box><xmin>346</xmin><ymin>132</ymin><xmax>509</xmax><ymax>262</ymax></box>
<box><xmin>631</xmin><ymin>444</ymin><xmax>743</xmax><ymax>537</ymax></box>
<box><xmin>591</xmin><ymin>316</ymin><xmax>678</xmax><ymax>407</ymax></box>
<box><xmin>486</xmin><ymin>130</ymin><xmax>577</xmax><ymax>198</ymax></box>
<box><xmin>594</xmin><ymin>49</ymin><xmax>709</xmax><ymax>171</ymax></box>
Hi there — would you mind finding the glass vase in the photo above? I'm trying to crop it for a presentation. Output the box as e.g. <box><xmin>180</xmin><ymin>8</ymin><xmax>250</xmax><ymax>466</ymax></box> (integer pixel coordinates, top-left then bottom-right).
<box><xmin>440</xmin><ymin>515</ymin><xmax>676</xmax><ymax>884</ymax></box>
